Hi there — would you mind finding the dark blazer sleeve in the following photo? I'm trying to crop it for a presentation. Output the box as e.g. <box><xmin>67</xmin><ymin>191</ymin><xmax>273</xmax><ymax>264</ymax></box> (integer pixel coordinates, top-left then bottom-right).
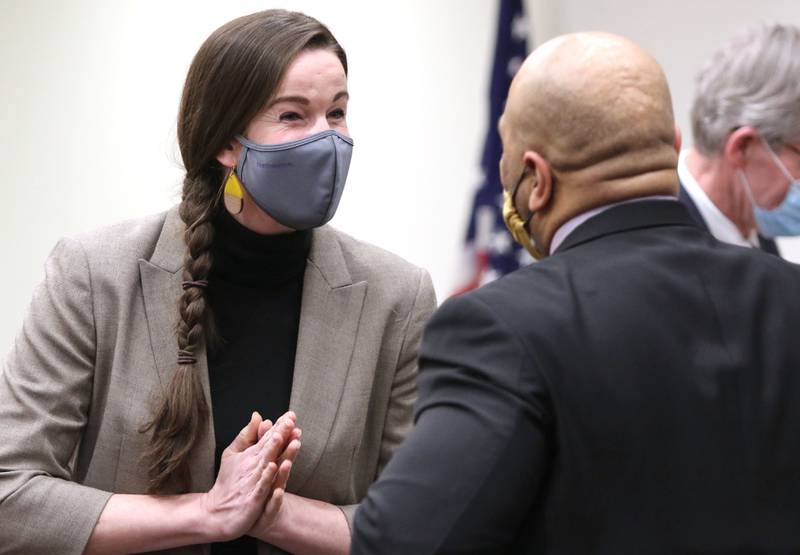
<box><xmin>351</xmin><ymin>293</ymin><xmax>551</xmax><ymax>554</ymax></box>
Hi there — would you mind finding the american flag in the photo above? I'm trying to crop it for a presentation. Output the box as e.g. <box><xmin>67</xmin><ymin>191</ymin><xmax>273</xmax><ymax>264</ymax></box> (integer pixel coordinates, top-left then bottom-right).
<box><xmin>453</xmin><ymin>0</ymin><xmax>530</xmax><ymax>295</ymax></box>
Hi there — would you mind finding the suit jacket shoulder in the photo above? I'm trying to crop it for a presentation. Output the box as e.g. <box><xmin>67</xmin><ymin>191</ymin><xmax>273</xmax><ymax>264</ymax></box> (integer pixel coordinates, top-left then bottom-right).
<box><xmin>68</xmin><ymin>210</ymin><xmax>172</xmax><ymax>268</ymax></box>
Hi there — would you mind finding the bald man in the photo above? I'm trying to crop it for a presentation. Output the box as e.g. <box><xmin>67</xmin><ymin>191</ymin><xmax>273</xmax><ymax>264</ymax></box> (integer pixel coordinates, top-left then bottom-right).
<box><xmin>350</xmin><ymin>32</ymin><xmax>800</xmax><ymax>554</ymax></box>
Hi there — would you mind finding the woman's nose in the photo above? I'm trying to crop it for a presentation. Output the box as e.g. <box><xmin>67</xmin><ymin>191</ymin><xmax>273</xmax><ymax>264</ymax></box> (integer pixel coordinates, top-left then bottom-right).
<box><xmin>309</xmin><ymin>115</ymin><xmax>332</xmax><ymax>135</ymax></box>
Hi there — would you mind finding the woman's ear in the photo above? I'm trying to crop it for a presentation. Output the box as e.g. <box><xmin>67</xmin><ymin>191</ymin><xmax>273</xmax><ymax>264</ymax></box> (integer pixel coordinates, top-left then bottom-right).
<box><xmin>523</xmin><ymin>151</ymin><xmax>553</xmax><ymax>213</ymax></box>
<box><xmin>216</xmin><ymin>139</ymin><xmax>242</xmax><ymax>169</ymax></box>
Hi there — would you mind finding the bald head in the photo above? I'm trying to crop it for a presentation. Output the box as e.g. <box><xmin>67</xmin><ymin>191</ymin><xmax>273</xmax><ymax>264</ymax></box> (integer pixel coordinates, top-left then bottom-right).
<box><xmin>498</xmin><ymin>32</ymin><xmax>680</xmax><ymax>256</ymax></box>
<box><xmin>504</xmin><ymin>32</ymin><xmax>677</xmax><ymax>182</ymax></box>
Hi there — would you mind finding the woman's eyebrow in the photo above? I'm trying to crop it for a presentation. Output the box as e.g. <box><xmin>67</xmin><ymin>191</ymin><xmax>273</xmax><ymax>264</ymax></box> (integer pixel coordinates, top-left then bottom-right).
<box><xmin>267</xmin><ymin>95</ymin><xmax>310</xmax><ymax>108</ymax></box>
<box><xmin>268</xmin><ymin>91</ymin><xmax>349</xmax><ymax>108</ymax></box>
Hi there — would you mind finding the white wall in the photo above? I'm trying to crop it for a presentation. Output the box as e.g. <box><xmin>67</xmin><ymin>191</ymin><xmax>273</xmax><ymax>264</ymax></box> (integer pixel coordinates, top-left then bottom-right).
<box><xmin>0</xmin><ymin>0</ymin><xmax>495</xmax><ymax>351</ymax></box>
<box><xmin>2</xmin><ymin>0</ymin><xmax>799</xmax><ymax>353</ymax></box>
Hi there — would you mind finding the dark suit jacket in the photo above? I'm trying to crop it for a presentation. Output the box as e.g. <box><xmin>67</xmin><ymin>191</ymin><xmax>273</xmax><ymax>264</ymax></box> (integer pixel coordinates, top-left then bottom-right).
<box><xmin>679</xmin><ymin>182</ymin><xmax>780</xmax><ymax>256</ymax></box>
<box><xmin>352</xmin><ymin>200</ymin><xmax>800</xmax><ymax>554</ymax></box>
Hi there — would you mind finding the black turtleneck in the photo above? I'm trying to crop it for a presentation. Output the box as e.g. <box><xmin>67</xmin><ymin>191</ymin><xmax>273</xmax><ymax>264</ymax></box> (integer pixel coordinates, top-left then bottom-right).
<box><xmin>207</xmin><ymin>209</ymin><xmax>310</xmax><ymax>554</ymax></box>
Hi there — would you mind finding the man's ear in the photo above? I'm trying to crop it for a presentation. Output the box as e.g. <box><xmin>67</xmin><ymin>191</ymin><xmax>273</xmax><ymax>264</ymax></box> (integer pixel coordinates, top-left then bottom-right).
<box><xmin>216</xmin><ymin>139</ymin><xmax>242</xmax><ymax>169</ymax></box>
<box><xmin>523</xmin><ymin>150</ymin><xmax>553</xmax><ymax>213</ymax></box>
<box><xmin>674</xmin><ymin>123</ymin><xmax>682</xmax><ymax>154</ymax></box>
<box><xmin>723</xmin><ymin>126</ymin><xmax>758</xmax><ymax>169</ymax></box>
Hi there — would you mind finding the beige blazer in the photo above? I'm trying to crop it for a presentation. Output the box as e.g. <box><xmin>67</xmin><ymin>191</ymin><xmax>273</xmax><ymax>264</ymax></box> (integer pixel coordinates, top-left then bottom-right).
<box><xmin>0</xmin><ymin>208</ymin><xmax>436</xmax><ymax>555</ymax></box>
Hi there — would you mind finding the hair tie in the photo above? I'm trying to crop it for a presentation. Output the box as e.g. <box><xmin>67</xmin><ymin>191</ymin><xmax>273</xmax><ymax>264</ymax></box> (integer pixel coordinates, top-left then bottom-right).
<box><xmin>177</xmin><ymin>349</ymin><xmax>197</xmax><ymax>366</ymax></box>
<box><xmin>181</xmin><ymin>279</ymin><xmax>209</xmax><ymax>291</ymax></box>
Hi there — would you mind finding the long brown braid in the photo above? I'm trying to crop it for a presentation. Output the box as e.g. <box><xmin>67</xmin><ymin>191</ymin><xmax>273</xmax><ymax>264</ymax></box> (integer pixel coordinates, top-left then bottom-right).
<box><xmin>140</xmin><ymin>9</ymin><xmax>348</xmax><ymax>493</ymax></box>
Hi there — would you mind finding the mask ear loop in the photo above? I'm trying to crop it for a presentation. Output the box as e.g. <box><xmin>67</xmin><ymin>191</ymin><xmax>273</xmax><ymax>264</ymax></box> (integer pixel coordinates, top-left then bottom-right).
<box><xmin>510</xmin><ymin>167</ymin><xmax>534</xmax><ymax>229</ymax></box>
<box><xmin>738</xmin><ymin>169</ymin><xmax>759</xmax><ymax>207</ymax></box>
<box><xmin>507</xmin><ymin>165</ymin><xmax>547</xmax><ymax>259</ymax></box>
<box><xmin>761</xmin><ymin>136</ymin><xmax>798</xmax><ymax>183</ymax></box>
<box><xmin>513</xmin><ymin>166</ymin><xmax>551</xmax><ymax>231</ymax></box>
<box><xmin>522</xmin><ymin>210</ymin><xmax>534</xmax><ymax>229</ymax></box>
<box><xmin>738</xmin><ymin>135</ymin><xmax>774</xmax><ymax>212</ymax></box>
<box><xmin>756</xmin><ymin>137</ymin><xmax>800</xmax><ymax>214</ymax></box>
<box><xmin>738</xmin><ymin>166</ymin><xmax>772</xmax><ymax>240</ymax></box>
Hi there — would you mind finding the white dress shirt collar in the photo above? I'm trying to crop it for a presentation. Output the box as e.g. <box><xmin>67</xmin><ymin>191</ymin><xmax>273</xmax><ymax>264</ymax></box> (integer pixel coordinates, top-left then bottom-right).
<box><xmin>677</xmin><ymin>150</ymin><xmax>758</xmax><ymax>248</ymax></box>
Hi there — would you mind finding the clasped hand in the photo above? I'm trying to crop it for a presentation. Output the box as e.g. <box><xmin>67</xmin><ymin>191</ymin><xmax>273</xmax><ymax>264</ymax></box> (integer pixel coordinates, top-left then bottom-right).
<box><xmin>203</xmin><ymin>410</ymin><xmax>302</xmax><ymax>543</ymax></box>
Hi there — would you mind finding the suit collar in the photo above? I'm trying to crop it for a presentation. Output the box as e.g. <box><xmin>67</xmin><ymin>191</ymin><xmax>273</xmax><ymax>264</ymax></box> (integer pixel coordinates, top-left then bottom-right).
<box><xmin>288</xmin><ymin>225</ymin><xmax>367</xmax><ymax>491</ymax></box>
<box><xmin>141</xmin><ymin>208</ymin><xmax>366</xmax><ymax>493</ymax></box>
<box><xmin>147</xmin><ymin>207</ymin><xmax>357</xmax><ymax>285</ymax></box>
<box><xmin>678</xmin><ymin>182</ymin><xmax>710</xmax><ymax>232</ymax></box>
<box><xmin>757</xmin><ymin>233</ymin><xmax>780</xmax><ymax>256</ymax></box>
<box><xmin>305</xmin><ymin>225</ymin><xmax>353</xmax><ymax>288</ymax></box>
<box><xmin>148</xmin><ymin>208</ymin><xmax>186</xmax><ymax>273</ymax></box>
<box><xmin>679</xmin><ymin>181</ymin><xmax>780</xmax><ymax>256</ymax></box>
<box><xmin>139</xmin><ymin>208</ymin><xmax>184</xmax><ymax>392</ymax></box>
<box><xmin>551</xmin><ymin>195</ymin><xmax>675</xmax><ymax>254</ymax></box>
<box><xmin>138</xmin><ymin>208</ymin><xmax>216</xmax><ymax>491</ymax></box>
<box><xmin>554</xmin><ymin>199</ymin><xmax>696</xmax><ymax>254</ymax></box>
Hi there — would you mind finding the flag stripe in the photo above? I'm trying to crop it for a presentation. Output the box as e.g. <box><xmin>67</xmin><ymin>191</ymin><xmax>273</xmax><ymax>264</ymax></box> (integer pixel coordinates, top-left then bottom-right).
<box><xmin>456</xmin><ymin>0</ymin><xmax>530</xmax><ymax>295</ymax></box>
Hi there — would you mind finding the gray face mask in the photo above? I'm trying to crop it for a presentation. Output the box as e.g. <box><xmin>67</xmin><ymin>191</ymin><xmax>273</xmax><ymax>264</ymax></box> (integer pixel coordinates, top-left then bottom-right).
<box><xmin>235</xmin><ymin>129</ymin><xmax>354</xmax><ymax>230</ymax></box>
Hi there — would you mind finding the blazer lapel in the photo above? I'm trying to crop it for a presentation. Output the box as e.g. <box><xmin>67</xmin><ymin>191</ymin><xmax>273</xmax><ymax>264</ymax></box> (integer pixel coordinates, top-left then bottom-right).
<box><xmin>288</xmin><ymin>226</ymin><xmax>367</xmax><ymax>491</ymax></box>
<box><xmin>138</xmin><ymin>208</ymin><xmax>215</xmax><ymax>492</ymax></box>
<box><xmin>757</xmin><ymin>234</ymin><xmax>781</xmax><ymax>256</ymax></box>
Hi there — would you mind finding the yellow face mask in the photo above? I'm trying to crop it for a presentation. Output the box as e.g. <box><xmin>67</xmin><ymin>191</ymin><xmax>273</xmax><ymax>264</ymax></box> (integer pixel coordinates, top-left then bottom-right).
<box><xmin>502</xmin><ymin>170</ymin><xmax>546</xmax><ymax>260</ymax></box>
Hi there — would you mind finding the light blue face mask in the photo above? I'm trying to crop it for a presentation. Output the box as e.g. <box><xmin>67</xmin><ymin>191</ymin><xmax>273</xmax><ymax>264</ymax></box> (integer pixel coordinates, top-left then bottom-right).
<box><xmin>236</xmin><ymin>129</ymin><xmax>354</xmax><ymax>230</ymax></box>
<box><xmin>738</xmin><ymin>138</ymin><xmax>800</xmax><ymax>238</ymax></box>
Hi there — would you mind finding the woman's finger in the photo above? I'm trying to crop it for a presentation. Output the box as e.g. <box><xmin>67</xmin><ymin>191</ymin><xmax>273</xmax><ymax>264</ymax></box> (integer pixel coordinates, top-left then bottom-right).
<box><xmin>276</xmin><ymin>438</ymin><xmax>301</xmax><ymax>468</ymax></box>
<box><xmin>273</xmin><ymin>458</ymin><xmax>293</xmax><ymax>493</ymax></box>
<box><xmin>256</xmin><ymin>462</ymin><xmax>278</xmax><ymax>497</ymax></box>
<box><xmin>279</xmin><ymin>410</ymin><xmax>297</xmax><ymax>423</ymax></box>
<box><xmin>258</xmin><ymin>417</ymin><xmax>295</xmax><ymax>461</ymax></box>
<box><xmin>249</xmin><ymin>415</ymin><xmax>285</xmax><ymax>456</ymax></box>
<box><xmin>268</xmin><ymin>487</ymin><xmax>285</xmax><ymax>513</ymax></box>
<box><xmin>257</xmin><ymin>419</ymin><xmax>273</xmax><ymax>440</ymax></box>
<box><xmin>225</xmin><ymin>411</ymin><xmax>262</xmax><ymax>455</ymax></box>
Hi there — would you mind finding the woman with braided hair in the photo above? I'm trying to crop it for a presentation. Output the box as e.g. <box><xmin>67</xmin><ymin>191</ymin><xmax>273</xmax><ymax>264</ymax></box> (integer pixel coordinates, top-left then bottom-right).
<box><xmin>0</xmin><ymin>9</ymin><xmax>436</xmax><ymax>555</ymax></box>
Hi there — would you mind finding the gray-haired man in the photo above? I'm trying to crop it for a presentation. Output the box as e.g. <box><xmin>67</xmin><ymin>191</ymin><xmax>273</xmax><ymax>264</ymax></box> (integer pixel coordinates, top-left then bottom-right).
<box><xmin>679</xmin><ymin>23</ymin><xmax>800</xmax><ymax>255</ymax></box>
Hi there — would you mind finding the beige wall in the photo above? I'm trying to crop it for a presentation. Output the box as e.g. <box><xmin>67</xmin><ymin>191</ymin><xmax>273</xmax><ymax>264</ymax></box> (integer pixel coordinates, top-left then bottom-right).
<box><xmin>2</xmin><ymin>1</ymin><xmax>799</xmax><ymax>352</ymax></box>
